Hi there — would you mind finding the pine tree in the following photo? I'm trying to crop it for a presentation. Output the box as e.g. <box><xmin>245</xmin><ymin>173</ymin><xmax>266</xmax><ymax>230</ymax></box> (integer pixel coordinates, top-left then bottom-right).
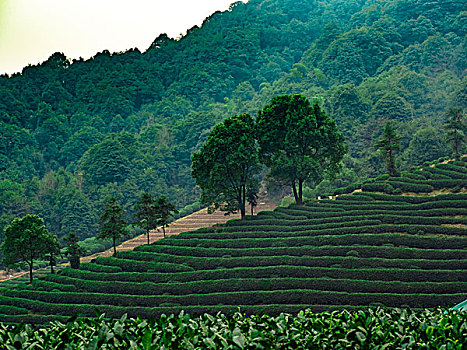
<box><xmin>444</xmin><ymin>107</ymin><xmax>466</xmax><ymax>160</ymax></box>
<box><xmin>375</xmin><ymin>122</ymin><xmax>401</xmax><ymax>177</ymax></box>
<box><xmin>98</xmin><ymin>197</ymin><xmax>127</xmax><ymax>256</ymax></box>
<box><xmin>134</xmin><ymin>192</ymin><xmax>159</xmax><ymax>244</ymax></box>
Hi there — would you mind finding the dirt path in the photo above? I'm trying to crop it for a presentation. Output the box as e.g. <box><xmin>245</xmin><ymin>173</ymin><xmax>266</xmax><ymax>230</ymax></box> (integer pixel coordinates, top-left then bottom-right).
<box><xmin>0</xmin><ymin>201</ymin><xmax>277</xmax><ymax>282</ymax></box>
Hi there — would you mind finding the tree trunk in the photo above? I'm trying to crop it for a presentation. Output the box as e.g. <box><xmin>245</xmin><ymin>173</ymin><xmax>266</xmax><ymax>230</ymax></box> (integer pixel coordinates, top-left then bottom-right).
<box><xmin>50</xmin><ymin>255</ymin><xmax>55</xmax><ymax>274</ymax></box>
<box><xmin>297</xmin><ymin>179</ymin><xmax>303</xmax><ymax>205</ymax></box>
<box><xmin>28</xmin><ymin>260</ymin><xmax>33</xmax><ymax>284</ymax></box>
<box><xmin>162</xmin><ymin>226</ymin><xmax>166</xmax><ymax>238</ymax></box>
<box><xmin>388</xmin><ymin>150</ymin><xmax>396</xmax><ymax>177</ymax></box>
<box><xmin>147</xmin><ymin>230</ymin><xmax>150</xmax><ymax>245</ymax></box>
<box><xmin>113</xmin><ymin>236</ymin><xmax>117</xmax><ymax>256</ymax></box>
<box><xmin>241</xmin><ymin>185</ymin><xmax>246</xmax><ymax>220</ymax></box>
<box><xmin>292</xmin><ymin>182</ymin><xmax>300</xmax><ymax>205</ymax></box>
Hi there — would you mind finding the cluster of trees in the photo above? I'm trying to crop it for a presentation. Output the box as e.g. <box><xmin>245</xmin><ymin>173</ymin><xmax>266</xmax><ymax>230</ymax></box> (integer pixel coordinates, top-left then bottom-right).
<box><xmin>192</xmin><ymin>94</ymin><xmax>346</xmax><ymax>218</ymax></box>
<box><xmin>0</xmin><ymin>0</ymin><xmax>465</xmax><ymax>244</ymax></box>
<box><xmin>1</xmin><ymin>194</ymin><xmax>177</xmax><ymax>282</ymax></box>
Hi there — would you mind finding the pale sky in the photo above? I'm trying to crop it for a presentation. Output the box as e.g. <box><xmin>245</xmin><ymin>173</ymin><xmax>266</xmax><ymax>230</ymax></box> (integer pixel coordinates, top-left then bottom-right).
<box><xmin>0</xmin><ymin>0</ymin><xmax>247</xmax><ymax>75</ymax></box>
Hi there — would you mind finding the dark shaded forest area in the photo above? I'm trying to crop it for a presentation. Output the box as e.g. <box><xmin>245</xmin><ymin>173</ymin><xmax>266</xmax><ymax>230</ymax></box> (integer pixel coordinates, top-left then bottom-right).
<box><xmin>0</xmin><ymin>0</ymin><xmax>465</xmax><ymax>242</ymax></box>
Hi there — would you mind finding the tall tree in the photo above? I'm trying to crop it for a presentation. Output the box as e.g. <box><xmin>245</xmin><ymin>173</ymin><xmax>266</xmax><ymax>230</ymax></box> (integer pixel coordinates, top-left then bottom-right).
<box><xmin>1</xmin><ymin>214</ymin><xmax>57</xmax><ymax>284</ymax></box>
<box><xmin>256</xmin><ymin>95</ymin><xmax>346</xmax><ymax>205</ymax></box>
<box><xmin>374</xmin><ymin>122</ymin><xmax>401</xmax><ymax>177</ymax></box>
<box><xmin>154</xmin><ymin>196</ymin><xmax>178</xmax><ymax>238</ymax></box>
<box><xmin>44</xmin><ymin>233</ymin><xmax>61</xmax><ymax>274</ymax></box>
<box><xmin>134</xmin><ymin>192</ymin><xmax>159</xmax><ymax>244</ymax></box>
<box><xmin>98</xmin><ymin>197</ymin><xmax>127</xmax><ymax>256</ymax></box>
<box><xmin>444</xmin><ymin>107</ymin><xmax>466</xmax><ymax>160</ymax></box>
<box><xmin>64</xmin><ymin>232</ymin><xmax>86</xmax><ymax>269</ymax></box>
<box><xmin>192</xmin><ymin>114</ymin><xmax>260</xmax><ymax>219</ymax></box>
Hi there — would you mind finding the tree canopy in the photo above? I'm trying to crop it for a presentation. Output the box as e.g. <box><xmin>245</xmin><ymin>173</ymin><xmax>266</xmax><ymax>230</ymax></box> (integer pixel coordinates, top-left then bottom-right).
<box><xmin>1</xmin><ymin>214</ymin><xmax>57</xmax><ymax>283</ymax></box>
<box><xmin>375</xmin><ymin>122</ymin><xmax>401</xmax><ymax>177</ymax></box>
<box><xmin>257</xmin><ymin>94</ymin><xmax>346</xmax><ymax>205</ymax></box>
<box><xmin>98</xmin><ymin>197</ymin><xmax>127</xmax><ymax>256</ymax></box>
<box><xmin>134</xmin><ymin>192</ymin><xmax>160</xmax><ymax>244</ymax></box>
<box><xmin>192</xmin><ymin>114</ymin><xmax>259</xmax><ymax>219</ymax></box>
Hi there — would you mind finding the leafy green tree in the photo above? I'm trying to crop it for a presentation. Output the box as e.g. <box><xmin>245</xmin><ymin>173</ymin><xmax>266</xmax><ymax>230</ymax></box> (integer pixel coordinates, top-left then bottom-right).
<box><xmin>64</xmin><ymin>232</ymin><xmax>86</xmax><ymax>269</ymax></box>
<box><xmin>43</xmin><ymin>233</ymin><xmax>61</xmax><ymax>274</ymax></box>
<box><xmin>1</xmin><ymin>214</ymin><xmax>57</xmax><ymax>283</ymax></box>
<box><xmin>80</xmin><ymin>136</ymin><xmax>130</xmax><ymax>186</ymax></box>
<box><xmin>444</xmin><ymin>107</ymin><xmax>466</xmax><ymax>159</ymax></box>
<box><xmin>192</xmin><ymin>114</ymin><xmax>259</xmax><ymax>219</ymax></box>
<box><xmin>154</xmin><ymin>196</ymin><xmax>178</xmax><ymax>238</ymax></box>
<box><xmin>403</xmin><ymin>127</ymin><xmax>449</xmax><ymax>165</ymax></box>
<box><xmin>98</xmin><ymin>197</ymin><xmax>127</xmax><ymax>256</ymax></box>
<box><xmin>134</xmin><ymin>192</ymin><xmax>159</xmax><ymax>244</ymax></box>
<box><xmin>375</xmin><ymin>122</ymin><xmax>401</xmax><ymax>177</ymax></box>
<box><xmin>371</xmin><ymin>92</ymin><xmax>413</xmax><ymax>122</ymax></box>
<box><xmin>256</xmin><ymin>94</ymin><xmax>346</xmax><ymax>205</ymax></box>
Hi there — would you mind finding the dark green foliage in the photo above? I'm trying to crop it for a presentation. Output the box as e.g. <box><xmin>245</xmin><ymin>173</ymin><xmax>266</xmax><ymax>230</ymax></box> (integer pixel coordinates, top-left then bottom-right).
<box><xmin>257</xmin><ymin>95</ymin><xmax>346</xmax><ymax>205</ymax></box>
<box><xmin>444</xmin><ymin>108</ymin><xmax>466</xmax><ymax>160</ymax></box>
<box><xmin>374</xmin><ymin>122</ymin><xmax>400</xmax><ymax>177</ymax></box>
<box><xmin>0</xmin><ymin>0</ymin><xmax>466</xmax><ymax>326</ymax></box>
<box><xmin>153</xmin><ymin>196</ymin><xmax>178</xmax><ymax>238</ymax></box>
<box><xmin>98</xmin><ymin>197</ymin><xmax>127</xmax><ymax>256</ymax></box>
<box><xmin>0</xmin><ymin>309</ymin><xmax>465</xmax><ymax>349</ymax></box>
<box><xmin>134</xmin><ymin>192</ymin><xmax>159</xmax><ymax>244</ymax></box>
<box><xmin>0</xmin><ymin>0</ymin><xmax>465</xmax><ymax>245</ymax></box>
<box><xmin>64</xmin><ymin>232</ymin><xmax>86</xmax><ymax>269</ymax></box>
<box><xmin>1</xmin><ymin>214</ymin><xmax>58</xmax><ymax>284</ymax></box>
<box><xmin>192</xmin><ymin>114</ymin><xmax>259</xmax><ymax>220</ymax></box>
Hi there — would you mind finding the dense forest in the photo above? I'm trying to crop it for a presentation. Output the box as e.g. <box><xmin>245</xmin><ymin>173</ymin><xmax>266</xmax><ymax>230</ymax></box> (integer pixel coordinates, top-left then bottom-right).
<box><xmin>0</xmin><ymin>0</ymin><xmax>465</xmax><ymax>243</ymax></box>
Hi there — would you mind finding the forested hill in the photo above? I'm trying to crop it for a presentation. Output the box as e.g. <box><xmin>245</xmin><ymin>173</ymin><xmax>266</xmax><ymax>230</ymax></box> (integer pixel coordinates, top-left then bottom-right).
<box><xmin>0</xmin><ymin>0</ymin><xmax>466</xmax><ymax>241</ymax></box>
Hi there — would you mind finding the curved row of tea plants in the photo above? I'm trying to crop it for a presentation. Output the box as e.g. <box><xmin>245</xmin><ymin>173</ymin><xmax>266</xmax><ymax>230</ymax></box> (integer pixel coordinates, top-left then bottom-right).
<box><xmin>335</xmin><ymin>157</ymin><xmax>467</xmax><ymax>195</ymax></box>
<box><xmin>0</xmin><ymin>160</ymin><xmax>466</xmax><ymax>322</ymax></box>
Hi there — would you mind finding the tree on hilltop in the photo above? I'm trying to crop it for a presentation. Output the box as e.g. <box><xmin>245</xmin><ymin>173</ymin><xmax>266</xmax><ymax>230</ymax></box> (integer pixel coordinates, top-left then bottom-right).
<box><xmin>192</xmin><ymin>114</ymin><xmax>260</xmax><ymax>220</ymax></box>
<box><xmin>256</xmin><ymin>94</ymin><xmax>346</xmax><ymax>205</ymax></box>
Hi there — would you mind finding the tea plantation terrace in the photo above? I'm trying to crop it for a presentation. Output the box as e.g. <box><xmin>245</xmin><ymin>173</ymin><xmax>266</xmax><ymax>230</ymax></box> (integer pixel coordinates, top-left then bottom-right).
<box><xmin>0</xmin><ymin>161</ymin><xmax>466</xmax><ymax>323</ymax></box>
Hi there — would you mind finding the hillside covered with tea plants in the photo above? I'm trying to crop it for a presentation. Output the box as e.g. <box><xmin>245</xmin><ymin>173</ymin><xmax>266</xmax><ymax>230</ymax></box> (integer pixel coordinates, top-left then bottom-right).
<box><xmin>0</xmin><ymin>158</ymin><xmax>465</xmax><ymax>324</ymax></box>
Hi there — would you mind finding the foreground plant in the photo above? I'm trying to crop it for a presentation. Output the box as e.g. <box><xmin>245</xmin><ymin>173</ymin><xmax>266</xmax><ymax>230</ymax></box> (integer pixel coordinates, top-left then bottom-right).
<box><xmin>0</xmin><ymin>308</ymin><xmax>465</xmax><ymax>349</ymax></box>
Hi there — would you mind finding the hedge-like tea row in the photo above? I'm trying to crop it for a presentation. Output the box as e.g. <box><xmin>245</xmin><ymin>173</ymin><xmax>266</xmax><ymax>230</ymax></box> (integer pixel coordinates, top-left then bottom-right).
<box><xmin>136</xmin><ymin>243</ymin><xmax>467</xmax><ymax>260</ymax></box>
<box><xmin>55</xmin><ymin>265</ymin><xmax>467</xmax><ymax>285</ymax></box>
<box><xmin>117</xmin><ymin>250</ymin><xmax>467</xmax><ymax>272</ymax></box>
<box><xmin>92</xmin><ymin>257</ymin><xmax>193</xmax><ymax>273</ymax></box>
<box><xmin>1</xmin><ymin>289</ymin><xmax>464</xmax><ymax>312</ymax></box>
<box><xmin>222</xmin><ymin>214</ymin><xmax>466</xmax><ymax>231</ymax></box>
<box><xmin>351</xmin><ymin>192</ymin><xmax>467</xmax><ymax>204</ymax></box>
<box><xmin>436</xmin><ymin>163</ymin><xmax>467</xmax><ymax>174</ymax></box>
<box><xmin>79</xmin><ymin>262</ymin><xmax>122</xmax><ymax>273</ymax></box>
<box><xmin>14</xmin><ymin>276</ymin><xmax>466</xmax><ymax>302</ymax></box>
<box><xmin>276</xmin><ymin>208</ymin><xmax>467</xmax><ymax>220</ymax></box>
<box><xmin>152</xmin><ymin>233</ymin><xmax>466</xmax><ymax>250</ymax></box>
<box><xmin>164</xmin><ymin>224</ymin><xmax>467</xmax><ymax>242</ymax></box>
<box><xmin>428</xmin><ymin>179</ymin><xmax>467</xmax><ymax>189</ymax></box>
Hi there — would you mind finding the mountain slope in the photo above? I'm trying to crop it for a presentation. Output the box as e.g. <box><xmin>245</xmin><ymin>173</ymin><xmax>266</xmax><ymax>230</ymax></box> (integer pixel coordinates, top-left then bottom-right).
<box><xmin>0</xmin><ymin>0</ymin><xmax>465</xmax><ymax>243</ymax></box>
<box><xmin>0</xmin><ymin>158</ymin><xmax>465</xmax><ymax>323</ymax></box>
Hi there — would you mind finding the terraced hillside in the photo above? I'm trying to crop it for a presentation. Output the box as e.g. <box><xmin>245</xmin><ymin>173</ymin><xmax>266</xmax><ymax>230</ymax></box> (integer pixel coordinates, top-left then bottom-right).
<box><xmin>335</xmin><ymin>158</ymin><xmax>467</xmax><ymax>196</ymax></box>
<box><xmin>0</xmin><ymin>160</ymin><xmax>466</xmax><ymax>324</ymax></box>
